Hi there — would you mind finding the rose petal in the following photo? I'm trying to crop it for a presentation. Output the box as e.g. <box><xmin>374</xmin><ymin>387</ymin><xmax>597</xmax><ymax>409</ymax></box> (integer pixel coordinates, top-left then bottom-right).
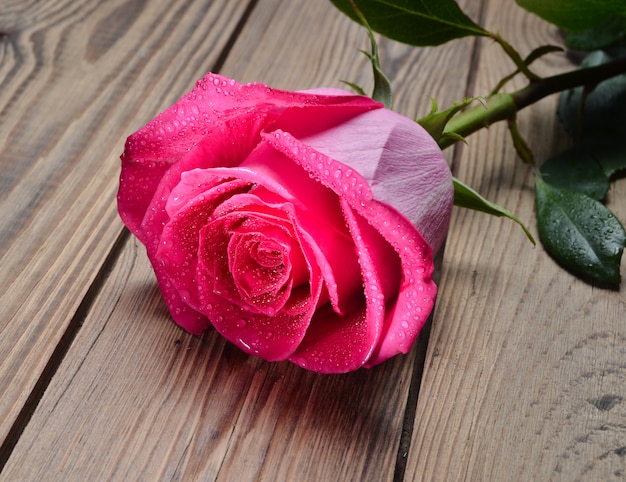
<box><xmin>119</xmin><ymin>74</ymin><xmax>380</xmax><ymax>240</ymax></box>
<box><xmin>264</xmin><ymin>129</ymin><xmax>438</xmax><ymax>365</ymax></box>
<box><xmin>227</xmin><ymin>217</ymin><xmax>294</xmax><ymax>315</ymax></box>
<box><xmin>193</xmin><ymin>195</ymin><xmax>303</xmax><ymax>313</ymax></box>
<box><xmin>164</xmin><ymin>170</ymin><xmax>249</xmax><ymax>219</ymax></box>
<box><xmin>289</xmin><ymin>200</ymin><xmax>392</xmax><ymax>373</ymax></box>
<box><xmin>239</xmin><ymin>140</ymin><xmax>364</xmax><ymax>315</ymax></box>
<box><xmin>230</xmin><ymin>233</ymin><xmax>290</xmax><ymax>297</ymax></box>
<box><xmin>149</xmin><ymin>264</ymin><xmax>209</xmax><ymax>335</ymax></box>
<box><xmin>121</xmin><ymin>111</ymin><xmax>270</xmax><ymax>252</ymax></box>
<box><xmin>191</xmin><ymin>181</ymin><xmax>330</xmax><ymax>361</ymax></box>
<box><xmin>287</xmin><ymin>304</ymin><xmax>369</xmax><ymax>373</ymax></box>
<box><xmin>120</xmin><ymin>75</ymin><xmax>347</xmax><ymax>164</ymax></box>
<box><xmin>197</xmin><ymin>224</ymin><xmax>321</xmax><ymax>361</ymax></box>
<box><xmin>361</xmin><ymin>200</ymin><xmax>436</xmax><ymax>366</ymax></box>
<box><xmin>298</xmin><ymin>108</ymin><xmax>453</xmax><ymax>253</ymax></box>
<box><xmin>201</xmin><ymin>283</ymin><xmax>319</xmax><ymax>361</ymax></box>
<box><xmin>157</xmin><ymin>177</ymin><xmax>250</xmax><ymax>318</ymax></box>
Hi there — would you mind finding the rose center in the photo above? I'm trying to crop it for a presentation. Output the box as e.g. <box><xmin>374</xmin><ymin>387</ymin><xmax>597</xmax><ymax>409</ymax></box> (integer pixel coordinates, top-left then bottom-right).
<box><xmin>252</xmin><ymin>239</ymin><xmax>284</xmax><ymax>268</ymax></box>
<box><xmin>230</xmin><ymin>231</ymin><xmax>291</xmax><ymax>304</ymax></box>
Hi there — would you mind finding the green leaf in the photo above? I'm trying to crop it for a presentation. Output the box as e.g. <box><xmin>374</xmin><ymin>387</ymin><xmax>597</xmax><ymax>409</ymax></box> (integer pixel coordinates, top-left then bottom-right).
<box><xmin>535</xmin><ymin>177</ymin><xmax>625</xmax><ymax>287</ymax></box>
<box><xmin>340</xmin><ymin>80</ymin><xmax>367</xmax><ymax>96</ymax></box>
<box><xmin>329</xmin><ymin>0</ymin><xmax>488</xmax><ymax>47</ymax></box>
<box><xmin>539</xmin><ymin>148</ymin><xmax>609</xmax><ymax>200</ymax></box>
<box><xmin>453</xmin><ymin>177</ymin><xmax>535</xmax><ymax>244</ymax></box>
<box><xmin>516</xmin><ymin>0</ymin><xmax>626</xmax><ymax>33</ymax></box>
<box><xmin>349</xmin><ymin>4</ymin><xmax>393</xmax><ymax>108</ymax></box>
<box><xmin>592</xmin><ymin>142</ymin><xmax>626</xmax><ymax>177</ymax></box>
<box><xmin>558</xmin><ymin>50</ymin><xmax>626</xmax><ymax>177</ymax></box>
<box><xmin>565</xmin><ymin>17</ymin><xmax>626</xmax><ymax>50</ymax></box>
<box><xmin>559</xmin><ymin>50</ymin><xmax>626</xmax><ymax>138</ymax></box>
<box><xmin>507</xmin><ymin>117</ymin><xmax>535</xmax><ymax>165</ymax></box>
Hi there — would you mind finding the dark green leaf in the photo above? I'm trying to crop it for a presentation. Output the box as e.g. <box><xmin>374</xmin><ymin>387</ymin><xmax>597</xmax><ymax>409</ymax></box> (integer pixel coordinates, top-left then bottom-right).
<box><xmin>565</xmin><ymin>17</ymin><xmax>626</xmax><ymax>50</ymax></box>
<box><xmin>516</xmin><ymin>0</ymin><xmax>626</xmax><ymax>33</ymax></box>
<box><xmin>329</xmin><ymin>0</ymin><xmax>488</xmax><ymax>47</ymax></box>
<box><xmin>558</xmin><ymin>50</ymin><xmax>626</xmax><ymax>177</ymax></box>
<box><xmin>559</xmin><ymin>51</ymin><xmax>626</xmax><ymax>138</ymax></box>
<box><xmin>507</xmin><ymin>117</ymin><xmax>535</xmax><ymax>165</ymax></box>
<box><xmin>535</xmin><ymin>177</ymin><xmax>625</xmax><ymax>286</ymax></box>
<box><xmin>592</xmin><ymin>142</ymin><xmax>626</xmax><ymax>177</ymax></box>
<box><xmin>453</xmin><ymin>177</ymin><xmax>535</xmax><ymax>244</ymax></box>
<box><xmin>539</xmin><ymin>148</ymin><xmax>609</xmax><ymax>200</ymax></box>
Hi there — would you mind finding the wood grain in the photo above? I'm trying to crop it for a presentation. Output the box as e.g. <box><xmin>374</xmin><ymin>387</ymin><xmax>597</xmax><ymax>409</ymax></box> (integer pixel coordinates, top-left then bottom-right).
<box><xmin>0</xmin><ymin>0</ymin><xmax>254</xmax><ymax>457</ymax></box>
<box><xmin>1</xmin><ymin>238</ymin><xmax>418</xmax><ymax>481</ymax></box>
<box><xmin>2</xmin><ymin>0</ymin><xmax>478</xmax><ymax>480</ymax></box>
<box><xmin>406</xmin><ymin>1</ymin><xmax>626</xmax><ymax>480</ymax></box>
<box><xmin>2</xmin><ymin>0</ymin><xmax>624</xmax><ymax>480</ymax></box>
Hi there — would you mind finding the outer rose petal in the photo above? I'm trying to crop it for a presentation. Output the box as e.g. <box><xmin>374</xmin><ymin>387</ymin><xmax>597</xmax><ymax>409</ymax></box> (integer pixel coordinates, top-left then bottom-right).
<box><xmin>361</xmin><ymin>201</ymin><xmax>436</xmax><ymax>365</ymax></box>
<box><xmin>298</xmin><ymin>93</ymin><xmax>453</xmax><ymax>254</ymax></box>
<box><xmin>265</xmin><ymin>130</ymin><xmax>439</xmax><ymax>366</ymax></box>
<box><xmin>289</xmin><ymin>201</ymin><xmax>390</xmax><ymax>373</ymax></box>
<box><xmin>156</xmin><ymin>176</ymin><xmax>251</xmax><ymax>333</ymax></box>
<box><xmin>118</xmin><ymin>74</ymin><xmax>381</xmax><ymax>237</ymax></box>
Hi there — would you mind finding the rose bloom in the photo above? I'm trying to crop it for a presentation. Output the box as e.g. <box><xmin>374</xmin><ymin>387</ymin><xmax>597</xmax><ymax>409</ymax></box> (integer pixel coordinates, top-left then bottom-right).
<box><xmin>118</xmin><ymin>73</ymin><xmax>452</xmax><ymax>373</ymax></box>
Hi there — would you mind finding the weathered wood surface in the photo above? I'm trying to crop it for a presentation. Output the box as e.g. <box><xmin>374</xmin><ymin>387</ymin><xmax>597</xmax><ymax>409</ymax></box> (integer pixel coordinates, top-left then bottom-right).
<box><xmin>0</xmin><ymin>0</ymin><xmax>255</xmax><ymax>459</ymax></box>
<box><xmin>0</xmin><ymin>0</ymin><xmax>624</xmax><ymax>480</ymax></box>
<box><xmin>406</xmin><ymin>4</ymin><xmax>626</xmax><ymax>481</ymax></box>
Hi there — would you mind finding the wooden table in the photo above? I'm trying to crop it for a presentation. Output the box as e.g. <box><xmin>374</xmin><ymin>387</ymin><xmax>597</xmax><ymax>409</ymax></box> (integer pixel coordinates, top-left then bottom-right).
<box><xmin>1</xmin><ymin>1</ymin><xmax>624</xmax><ymax>480</ymax></box>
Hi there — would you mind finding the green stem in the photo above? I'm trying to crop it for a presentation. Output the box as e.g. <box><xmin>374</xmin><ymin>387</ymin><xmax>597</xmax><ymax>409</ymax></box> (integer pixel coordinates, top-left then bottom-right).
<box><xmin>439</xmin><ymin>55</ymin><xmax>626</xmax><ymax>150</ymax></box>
<box><xmin>488</xmin><ymin>32</ymin><xmax>540</xmax><ymax>81</ymax></box>
<box><xmin>439</xmin><ymin>93</ymin><xmax>516</xmax><ymax>149</ymax></box>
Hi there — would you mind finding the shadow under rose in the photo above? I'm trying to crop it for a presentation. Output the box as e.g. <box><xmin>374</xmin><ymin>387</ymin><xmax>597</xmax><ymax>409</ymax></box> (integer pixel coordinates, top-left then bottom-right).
<box><xmin>199</xmin><ymin>334</ymin><xmax>417</xmax><ymax>481</ymax></box>
<box><xmin>126</xmin><ymin>277</ymin><xmax>419</xmax><ymax>480</ymax></box>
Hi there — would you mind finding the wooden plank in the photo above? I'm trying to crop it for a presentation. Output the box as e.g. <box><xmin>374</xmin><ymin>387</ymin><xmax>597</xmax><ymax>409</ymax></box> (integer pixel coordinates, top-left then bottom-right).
<box><xmin>406</xmin><ymin>1</ymin><xmax>626</xmax><ymax>480</ymax></box>
<box><xmin>2</xmin><ymin>0</ymin><xmax>482</xmax><ymax>480</ymax></box>
<box><xmin>0</xmin><ymin>0</ymin><xmax>254</xmax><ymax>457</ymax></box>
<box><xmin>2</xmin><ymin>238</ymin><xmax>420</xmax><ymax>481</ymax></box>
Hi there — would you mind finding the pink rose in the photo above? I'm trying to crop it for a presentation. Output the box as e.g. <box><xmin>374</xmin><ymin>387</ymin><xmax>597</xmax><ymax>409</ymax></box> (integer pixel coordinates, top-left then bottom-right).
<box><xmin>117</xmin><ymin>73</ymin><xmax>452</xmax><ymax>373</ymax></box>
